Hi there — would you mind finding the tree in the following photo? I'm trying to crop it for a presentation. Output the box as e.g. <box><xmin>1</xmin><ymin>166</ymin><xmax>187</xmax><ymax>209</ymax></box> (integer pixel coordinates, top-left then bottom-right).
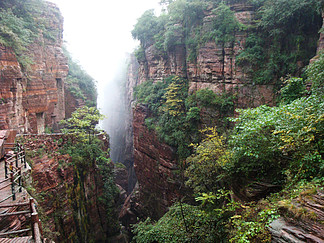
<box><xmin>185</xmin><ymin>127</ymin><xmax>231</xmax><ymax>194</ymax></box>
<box><xmin>60</xmin><ymin>106</ymin><xmax>105</xmax><ymax>143</ymax></box>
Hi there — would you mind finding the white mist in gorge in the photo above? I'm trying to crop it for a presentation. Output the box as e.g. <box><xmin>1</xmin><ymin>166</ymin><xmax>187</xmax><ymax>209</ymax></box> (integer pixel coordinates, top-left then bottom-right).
<box><xmin>48</xmin><ymin>0</ymin><xmax>161</xmax><ymax>162</ymax></box>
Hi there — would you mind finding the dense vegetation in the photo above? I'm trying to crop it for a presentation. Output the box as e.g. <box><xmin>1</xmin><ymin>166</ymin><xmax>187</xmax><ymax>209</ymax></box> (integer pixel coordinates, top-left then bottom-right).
<box><xmin>133</xmin><ymin>53</ymin><xmax>324</xmax><ymax>243</ymax></box>
<box><xmin>132</xmin><ymin>0</ymin><xmax>322</xmax><ymax>84</ymax></box>
<box><xmin>0</xmin><ymin>0</ymin><xmax>61</xmax><ymax>69</ymax></box>
<box><xmin>22</xmin><ymin>107</ymin><xmax>120</xmax><ymax>242</ymax></box>
<box><xmin>134</xmin><ymin>75</ymin><xmax>235</xmax><ymax>159</ymax></box>
<box><xmin>132</xmin><ymin>0</ymin><xmax>324</xmax><ymax>241</ymax></box>
<box><xmin>64</xmin><ymin>48</ymin><xmax>98</xmax><ymax>107</ymax></box>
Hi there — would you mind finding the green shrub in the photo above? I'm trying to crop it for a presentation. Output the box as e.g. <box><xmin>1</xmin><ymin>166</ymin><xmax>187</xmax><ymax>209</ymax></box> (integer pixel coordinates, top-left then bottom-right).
<box><xmin>279</xmin><ymin>77</ymin><xmax>306</xmax><ymax>104</ymax></box>
<box><xmin>228</xmin><ymin>94</ymin><xmax>324</xmax><ymax>184</ymax></box>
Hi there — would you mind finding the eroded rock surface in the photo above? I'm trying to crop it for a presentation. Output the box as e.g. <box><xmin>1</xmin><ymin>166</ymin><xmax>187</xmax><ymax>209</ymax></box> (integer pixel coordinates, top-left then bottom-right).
<box><xmin>0</xmin><ymin>3</ymin><xmax>68</xmax><ymax>134</ymax></box>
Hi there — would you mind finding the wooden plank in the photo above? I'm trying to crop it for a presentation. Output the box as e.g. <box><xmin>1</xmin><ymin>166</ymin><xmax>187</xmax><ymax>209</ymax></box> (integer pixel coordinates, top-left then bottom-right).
<box><xmin>0</xmin><ymin>178</ymin><xmax>10</xmax><ymax>185</ymax></box>
<box><xmin>0</xmin><ymin>228</ymin><xmax>31</xmax><ymax>236</ymax></box>
<box><xmin>0</xmin><ymin>194</ymin><xmax>13</xmax><ymax>204</ymax></box>
<box><xmin>0</xmin><ymin>202</ymin><xmax>29</xmax><ymax>208</ymax></box>
<box><xmin>0</xmin><ymin>210</ymin><xmax>31</xmax><ymax>217</ymax></box>
<box><xmin>0</xmin><ymin>183</ymin><xmax>11</xmax><ymax>191</ymax></box>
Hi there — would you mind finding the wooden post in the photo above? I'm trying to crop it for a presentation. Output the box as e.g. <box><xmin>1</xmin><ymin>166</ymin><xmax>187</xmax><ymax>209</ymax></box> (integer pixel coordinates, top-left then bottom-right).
<box><xmin>4</xmin><ymin>160</ymin><xmax>7</xmax><ymax>179</ymax></box>
<box><xmin>30</xmin><ymin>198</ymin><xmax>35</xmax><ymax>240</ymax></box>
<box><xmin>23</xmin><ymin>150</ymin><xmax>26</xmax><ymax>168</ymax></box>
<box><xmin>18</xmin><ymin>168</ymin><xmax>22</xmax><ymax>193</ymax></box>
<box><xmin>30</xmin><ymin>198</ymin><xmax>42</xmax><ymax>243</ymax></box>
<box><xmin>10</xmin><ymin>173</ymin><xmax>15</xmax><ymax>201</ymax></box>
<box><xmin>15</xmin><ymin>152</ymin><xmax>18</xmax><ymax>168</ymax></box>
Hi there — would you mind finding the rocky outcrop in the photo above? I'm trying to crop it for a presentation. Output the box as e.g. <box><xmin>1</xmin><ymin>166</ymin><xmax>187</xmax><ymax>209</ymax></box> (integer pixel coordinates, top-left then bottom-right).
<box><xmin>137</xmin><ymin>3</ymin><xmax>275</xmax><ymax>109</ymax></box>
<box><xmin>270</xmin><ymin>190</ymin><xmax>324</xmax><ymax>242</ymax></box>
<box><xmin>123</xmin><ymin>1</ymin><xmax>324</xmax><ymax>234</ymax></box>
<box><xmin>0</xmin><ymin>2</ymin><xmax>68</xmax><ymax>134</ymax></box>
<box><xmin>317</xmin><ymin>11</ymin><xmax>324</xmax><ymax>54</ymax></box>
<box><xmin>120</xmin><ymin>104</ymin><xmax>188</xmax><ymax>226</ymax></box>
<box><xmin>21</xmin><ymin>134</ymin><xmax>117</xmax><ymax>242</ymax></box>
<box><xmin>122</xmin><ymin>3</ymin><xmax>275</xmax><ymax>228</ymax></box>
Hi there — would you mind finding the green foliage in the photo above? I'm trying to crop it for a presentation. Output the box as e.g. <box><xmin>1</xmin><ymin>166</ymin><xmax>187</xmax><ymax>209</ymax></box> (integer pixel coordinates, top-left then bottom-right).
<box><xmin>132</xmin><ymin>202</ymin><xmax>228</xmax><ymax>243</ymax></box>
<box><xmin>306</xmin><ymin>51</ymin><xmax>324</xmax><ymax>95</ymax></box>
<box><xmin>132</xmin><ymin>9</ymin><xmax>163</xmax><ymax>48</ymax></box>
<box><xmin>237</xmin><ymin>0</ymin><xmax>322</xmax><ymax>84</ymax></box>
<box><xmin>0</xmin><ymin>0</ymin><xmax>62</xmax><ymax>69</ymax></box>
<box><xmin>132</xmin><ymin>0</ymin><xmax>206</xmax><ymax>60</ymax></box>
<box><xmin>228</xmin><ymin>94</ymin><xmax>324</xmax><ymax>184</ymax></box>
<box><xmin>60</xmin><ymin>106</ymin><xmax>105</xmax><ymax>143</ymax></box>
<box><xmin>279</xmin><ymin>77</ymin><xmax>306</xmax><ymax>104</ymax></box>
<box><xmin>228</xmin><ymin>204</ymin><xmax>278</xmax><ymax>242</ymax></box>
<box><xmin>207</xmin><ymin>3</ymin><xmax>243</xmax><ymax>47</ymax></box>
<box><xmin>185</xmin><ymin>127</ymin><xmax>231</xmax><ymax>194</ymax></box>
<box><xmin>135</xmin><ymin>76</ymin><xmax>235</xmax><ymax>159</ymax></box>
<box><xmin>134</xmin><ymin>46</ymin><xmax>146</xmax><ymax>63</ymax></box>
<box><xmin>64</xmin><ymin>47</ymin><xmax>97</xmax><ymax>107</ymax></box>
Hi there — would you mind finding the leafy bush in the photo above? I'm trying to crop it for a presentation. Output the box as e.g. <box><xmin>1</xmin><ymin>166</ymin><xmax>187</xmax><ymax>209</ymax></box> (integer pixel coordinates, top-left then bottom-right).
<box><xmin>185</xmin><ymin>127</ymin><xmax>231</xmax><ymax>194</ymax></box>
<box><xmin>133</xmin><ymin>202</ymin><xmax>229</xmax><ymax>243</ymax></box>
<box><xmin>135</xmin><ymin>76</ymin><xmax>235</xmax><ymax>159</ymax></box>
<box><xmin>279</xmin><ymin>77</ymin><xmax>306</xmax><ymax>104</ymax></box>
<box><xmin>306</xmin><ymin>51</ymin><xmax>324</xmax><ymax>95</ymax></box>
<box><xmin>228</xmin><ymin>94</ymin><xmax>324</xmax><ymax>184</ymax></box>
<box><xmin>237</xmin><ymin>0</ymin><xmax>322</xmax><ymax>84</ymax></box>
<box><xmin>60</xmin><ymin>106</ymin><xmax>104</xmax><ymax>143</ymax></box>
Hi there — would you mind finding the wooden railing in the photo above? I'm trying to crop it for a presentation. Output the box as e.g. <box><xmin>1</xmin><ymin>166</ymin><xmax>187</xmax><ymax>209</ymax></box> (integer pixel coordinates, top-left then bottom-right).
<box><xmin>0</xmin><ymin>143</ymin><xmax>43</xmax><ymax>242</ymax></box>
<box><xmin>0</xmin><ymin>198</ymin><xmax>43</xmax><ymax>242</ymax></box>
<box><xmin>1</xmin><ymin>143</ymin><xmax>25</xmax><ymax>202</ymax></box>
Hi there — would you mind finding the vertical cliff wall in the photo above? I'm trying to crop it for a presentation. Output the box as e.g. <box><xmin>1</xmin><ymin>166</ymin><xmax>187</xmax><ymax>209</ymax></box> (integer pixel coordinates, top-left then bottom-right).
<box><xmin>0</xmin><ymin>2</ymin><xmax>68</xmax><ymax>134</ymax></box>
<box><xmin>122</xmin><ymin>0</ymin><xmax>323</xmax><ymax>228</ymax></box>
<box><xmin>21</xmin><ymin>134</ymin><xmax>123</xmax><ymax>242</ymax></box>
<box><xmin>137</xmin><ymin>3</ymin><xmax>275</xmax><ymax>108</ymax></box>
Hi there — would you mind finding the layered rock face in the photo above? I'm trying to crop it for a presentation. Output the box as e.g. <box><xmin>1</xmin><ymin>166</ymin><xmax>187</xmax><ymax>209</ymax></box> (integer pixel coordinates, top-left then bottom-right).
<box><xmin>137</xmin><ymin>3</ymin><xmax>275</xmax><ymax>109</ymax></box>
<box><xmin>0</xmin><ymin>3</ymin><xmax>68</xmax><ymax>134</ymax></box>
<box><xmin>123</xmin><ymin>1</ymin><xmax>323</xmax><ymax>233</ymax></box>
<box><xmin>22</xmin><ymin>134</ymin><xmax>116</xmax><ymax>242</ymax></box>
<box><xmin>123</xmin><ymin>2</ymin><xmax>274</xmax><ymax>225</ymax></box>
<box><xmin>270</xmin><ymin>190</ymin><xmax>324</xmax><ymax>242</ymax></box>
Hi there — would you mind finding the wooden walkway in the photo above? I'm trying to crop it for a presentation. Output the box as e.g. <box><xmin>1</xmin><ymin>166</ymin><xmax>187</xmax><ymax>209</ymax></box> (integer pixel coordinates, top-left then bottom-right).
<box><xmin>0</xmin><ymin>133</ymin><xmax>42</xmax><ymax>243</ymax></box>
<box><xmin>0</xmin><ymin>236</ymin><xmax>32</xmax><ymax>243</ymax></box>
<box><xmin>0</xmin><ymin>152</ymin><xmax>30</xmax><ymax>206</ymax></box>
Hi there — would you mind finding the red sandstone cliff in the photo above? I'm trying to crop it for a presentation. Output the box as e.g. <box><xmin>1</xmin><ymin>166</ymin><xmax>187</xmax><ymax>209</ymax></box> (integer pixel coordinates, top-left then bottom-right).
<box><xmin>122</xmin><ymin>1</ymin><xmax>324</xmax><ymax>234</ymax></box>
<box><xmin>0</xmin><ymin>2</ymin><xmax>68</xmax><ymax>134</ymax></box>
<box><xmin>137</xmin><ymin>3</ymin><xmax>275</xmax><ymax>109</ymax></box>
<box><xmin>21</xmin><ymin>134</ymin><xmax>120</xmax><ymax>242</ymax></box>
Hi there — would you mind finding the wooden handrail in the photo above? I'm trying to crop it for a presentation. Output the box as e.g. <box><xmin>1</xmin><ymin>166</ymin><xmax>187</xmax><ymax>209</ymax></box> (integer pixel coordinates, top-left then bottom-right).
<box><xmin>0</xmin><ymin>210</ymin><xmax>31</xmax><ymax>217</ymax></box>
<box><xmin>0</xmin><ymin>228</ymin><xmax>31</xmax><ymax>236</ymax></box>
<box><xmin>30</xmin><ymin>198</ymin><xmax>42</xmax><ymax>243</ymax></box>
<box><xmin>0</xmin><ymin>202</ymin><xmax>29</xmax><ymax>208</ymax></box>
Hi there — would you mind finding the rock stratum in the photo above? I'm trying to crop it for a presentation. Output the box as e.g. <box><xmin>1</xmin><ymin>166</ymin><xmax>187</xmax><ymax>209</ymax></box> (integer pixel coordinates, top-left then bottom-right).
<box><xmin>120</xmin><ymin>2</ymin><xmax>324</xmax><ymax>241</ymax></box>
<box><xmin>0</xmin><ymin>2</ymin><xmax>72</xmax><ymax>134</ymax></box>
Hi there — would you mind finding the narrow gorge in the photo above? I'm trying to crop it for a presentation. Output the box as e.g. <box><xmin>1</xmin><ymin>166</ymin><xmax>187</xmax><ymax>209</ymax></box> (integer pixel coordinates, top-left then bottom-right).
<box><xmin>0</xmin><ymin>0</ymin><xmax>323</xmax><ymax>242</ymax></box>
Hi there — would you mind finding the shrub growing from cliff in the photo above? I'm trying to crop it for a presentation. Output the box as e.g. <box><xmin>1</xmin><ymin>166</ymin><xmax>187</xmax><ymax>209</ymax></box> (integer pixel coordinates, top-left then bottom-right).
<box><xmin>64</xmin><ymin>48</ymin><xmax>98</xmax><ymax>107</ymax></box>
<box><xmin>237</xmin><ymin>0</ymin><xmax>323</xmax><ymax>84</ymax></box>
<box><xmin>59</xmin><ymin>131</ymin><xmax>120</xmax><ymax>241</ymax></box>
<box><xmin>0</xmin><ymin>0</ymin><xmax>62</xmax><ymax>69</ymax></box>
<box><xmin>134</xmin><ymin>75</ymin><xmax>235</xmax><ymax>159</ymax></box>
<box><xmin>60</xmin><ymin>106</ymin><xmax>104</xmax><ymax>143</ymax></box>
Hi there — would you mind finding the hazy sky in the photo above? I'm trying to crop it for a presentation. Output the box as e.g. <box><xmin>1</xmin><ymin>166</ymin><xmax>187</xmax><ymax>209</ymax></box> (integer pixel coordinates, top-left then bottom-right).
<box><xmin>47</xmin><ymin>0</ymin><xmax>160</xmax><ymax>110</ymax></box>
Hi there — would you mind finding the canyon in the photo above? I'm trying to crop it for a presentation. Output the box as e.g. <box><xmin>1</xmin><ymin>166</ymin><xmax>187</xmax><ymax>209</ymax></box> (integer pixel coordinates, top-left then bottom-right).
<box><xmin>0</xmin><ymin>0</ymin><xmax>323</xmax><ymax>242</ymax></box>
